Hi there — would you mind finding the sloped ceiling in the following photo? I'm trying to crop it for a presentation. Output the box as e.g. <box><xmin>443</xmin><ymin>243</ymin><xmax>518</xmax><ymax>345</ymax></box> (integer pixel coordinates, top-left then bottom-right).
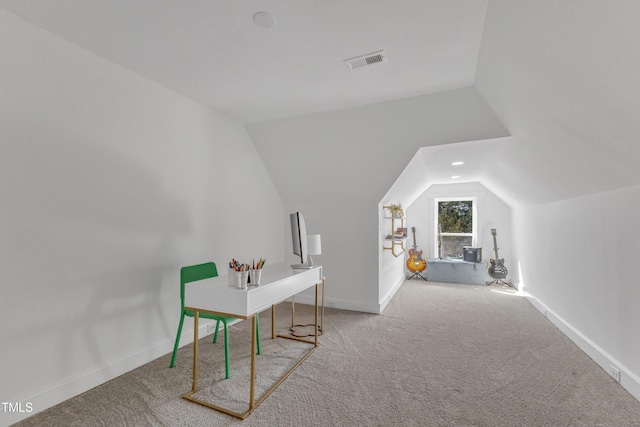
<box><xmin>247</xmin><ymin>87</ymin><xmax>509</xmax><ymax>205</ymax></box>
<box><xmin>475</xmin><ymin>0</ymin><xmax>640</xmax><ymax>205</ymax></box>
<box><xmin>0</xmin><ymin>0</ymin><xmax>487</xmax><ymax>124</ymax></box>
<box><xmin>384</xmin><ymin>137</ymin><xmax>516</xmax><ymax>209</ymax></box>
<box><xmin>2</xmin><ymin>1</ymin><xmax>639</xmax><ymax>207</ymax></box>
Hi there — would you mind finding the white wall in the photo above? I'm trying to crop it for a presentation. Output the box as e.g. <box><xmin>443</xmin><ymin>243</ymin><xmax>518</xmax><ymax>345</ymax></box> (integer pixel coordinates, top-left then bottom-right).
<box><xmin>513</xmin><ymin>184</ymin><xmax>640</xmax><ymax>399</ymax></box>
<box><xmin>285</xmin><ymin>202</ymin><xmax>380</xmax><ymax>313</ymax></box>
<box><xmin>0</xmin><ymin>10</ymin><xmax>284</xmax><ymax>425</ymax></box>
<box><xmin>406</xmin><ymin>182</ymin><xmax>513</xmax><ymax>283</ymax></box>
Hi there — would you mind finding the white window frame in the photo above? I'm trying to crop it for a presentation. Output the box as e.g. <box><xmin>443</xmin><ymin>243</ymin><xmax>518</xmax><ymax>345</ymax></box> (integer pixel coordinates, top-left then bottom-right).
<box><xmin>434</xmin><ymin>197</ymin><xmax>477</xmax><ymax>257</ymax></box>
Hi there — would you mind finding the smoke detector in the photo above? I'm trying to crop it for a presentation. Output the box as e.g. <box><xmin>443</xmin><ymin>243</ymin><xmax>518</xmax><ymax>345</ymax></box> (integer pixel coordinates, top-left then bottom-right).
<box><xmin>253</xmin><ymin>11</ymin><xmax>276</xmax><ymax>28</ymax></box>
<box><xmin>343</xmin><ymin>50</ymin><xmax>387</xmax><ymax>70</ymax></box>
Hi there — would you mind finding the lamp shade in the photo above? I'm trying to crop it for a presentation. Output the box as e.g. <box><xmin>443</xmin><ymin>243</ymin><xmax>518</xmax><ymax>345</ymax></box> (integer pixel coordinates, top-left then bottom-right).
<box><xmin>307</xmin><ymin>234</ymin><xmax>322</xmax><ymax>256</ymax></box>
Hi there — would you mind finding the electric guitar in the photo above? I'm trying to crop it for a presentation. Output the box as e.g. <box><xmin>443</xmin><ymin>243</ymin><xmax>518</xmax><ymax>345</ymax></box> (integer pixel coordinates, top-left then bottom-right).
<box><xmin>488</xmin><ymin>228</ymin><xmax>508</xmax><ymax>279</ymax></box>
<box><xmin>407</xmin><ymin>227</ymin><xmax>427</xmax><ymax>273</ymax></box>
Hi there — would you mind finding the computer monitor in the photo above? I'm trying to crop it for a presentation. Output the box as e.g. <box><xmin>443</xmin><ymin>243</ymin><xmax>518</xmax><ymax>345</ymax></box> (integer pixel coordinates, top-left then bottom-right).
<box><xmin>290</xmin><ymin>212</ymin><xmax>311</xmax><ymax>269</ymax></box>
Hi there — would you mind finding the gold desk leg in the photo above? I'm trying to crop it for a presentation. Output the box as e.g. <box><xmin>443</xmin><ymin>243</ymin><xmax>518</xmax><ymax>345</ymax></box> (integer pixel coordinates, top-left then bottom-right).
<box><xmin>250</xmin><ymin>314</ymin><xmax>256</xmax><ymax>409</ymax></box>
<box><xmin>192</xmin><ymin>310</ymin><xmax>199</xmax><ymax>392</ymax></box>
<box><xmin>291</xmin><ymin>295</ymin><xmax>295</xmax><ymax>327</ymax></box>
<box><xmin>320</xmin><ymin>277</ymin><xmax>325</xmax><ymax>333</ymax></box>
<box><xmin>271</xmin><ymin>304</ymin><xmax>275</xmax><ymax>339</ymax></box>
<box><xmin>314</xmin><ymin>283</ymin><xmax>319</xmax><ymax>347</ymax></box>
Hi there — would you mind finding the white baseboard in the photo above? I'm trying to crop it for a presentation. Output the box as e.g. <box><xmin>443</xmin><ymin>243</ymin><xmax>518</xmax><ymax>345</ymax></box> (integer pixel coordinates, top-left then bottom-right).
<box><xmin>290</xmin><ymin>293</ymin><xmax>380</xmax><ymax>314</ymax></box>
<box><xmin>525</xmin><ymin>293</ymin><xmax>640</xmax><ymax>403</ymax></box>
<box><xmin>2</xmin><ymin>321</ymin><xmax>219</xmax><ymax>427</ymax></box>
<box><xmin>292</xmin><ymin>274</ymin><xmax>405</xmax><ymax>315</ymax></box>
<box><xmin>378</xmin><ymin>275</ymin><xmax>405</xmax><ymax>314</ymax></box>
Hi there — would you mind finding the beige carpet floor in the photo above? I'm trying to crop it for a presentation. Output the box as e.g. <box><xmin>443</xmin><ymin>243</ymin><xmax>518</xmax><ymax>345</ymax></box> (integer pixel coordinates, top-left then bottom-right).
<box><xmin>14</xmin><ymin>280</ymin><xmax>640</xmax><ymax>426</ymax></box>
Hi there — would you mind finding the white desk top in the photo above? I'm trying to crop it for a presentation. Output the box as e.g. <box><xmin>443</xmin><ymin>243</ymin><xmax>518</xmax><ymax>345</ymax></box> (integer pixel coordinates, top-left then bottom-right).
<box><xmin>184</xmin><ymin>263</ymin><xmax>322</xmax><ymax>318</ymax></box>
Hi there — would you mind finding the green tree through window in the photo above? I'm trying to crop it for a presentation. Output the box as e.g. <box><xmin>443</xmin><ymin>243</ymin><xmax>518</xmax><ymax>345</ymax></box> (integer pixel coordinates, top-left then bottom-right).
<box><xmin>436</xmin><ymin>199</ymin><xmax>475</xmax><ymax>258</ymax></box>
<box><xmin>438</xmin><ymin>201</ymin><xmax>472</xmax><ymax>233</ymax></box>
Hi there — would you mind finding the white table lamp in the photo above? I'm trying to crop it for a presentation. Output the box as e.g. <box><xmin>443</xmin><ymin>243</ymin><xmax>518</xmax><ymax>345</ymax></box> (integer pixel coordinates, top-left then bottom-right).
<box><xmin>307</xmin><ymin>234</ymin><xmax>322</xmax><ymax>266</ymax></box>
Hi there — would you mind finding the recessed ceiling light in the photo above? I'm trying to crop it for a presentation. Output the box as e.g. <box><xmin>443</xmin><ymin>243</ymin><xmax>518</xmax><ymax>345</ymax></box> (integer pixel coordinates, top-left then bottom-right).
<box><xmin>451</xmin><ymin>175</ymin><xmax>461</xmax><ymax>179</ymax></box>
<box><xmin>253</xmin><ymin>11</ymin><xmax>276</xmax><ymax>28</ymax></box>
<box><xmin>451</xmin><ymin>161</ymin><xmax>464</xmax><ymax>166</ymax></box>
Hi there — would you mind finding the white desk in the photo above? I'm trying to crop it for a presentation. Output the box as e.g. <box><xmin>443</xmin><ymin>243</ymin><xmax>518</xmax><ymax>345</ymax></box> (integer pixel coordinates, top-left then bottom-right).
<box><xmin>185</xmin><ymin>264</ymin><xmax>322</xmax><ymax>317</ymax></box>
<box><xmin>182</xmin><ymin>263</ymin><xmax>323</xmax><ymax>419</ymax></box>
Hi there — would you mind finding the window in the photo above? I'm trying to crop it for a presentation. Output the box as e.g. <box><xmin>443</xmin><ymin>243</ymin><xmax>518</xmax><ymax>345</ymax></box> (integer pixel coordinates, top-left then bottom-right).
<box><xmin>435</xmin><ymin>198</ymin><xmax>477</xmax><ymax>259</ymax></box>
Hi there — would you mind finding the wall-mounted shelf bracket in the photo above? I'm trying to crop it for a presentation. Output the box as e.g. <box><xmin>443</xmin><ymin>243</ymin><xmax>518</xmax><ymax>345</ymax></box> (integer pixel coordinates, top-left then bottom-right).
<box><xmin>382</xmin><ymin>205</ymin><xmax>406</xmax><ymax>257</ymax></box>
<box><xmin>383</xmin><ymin>239</ymin><xmax>405</xmax><ymax>257</ymax></box>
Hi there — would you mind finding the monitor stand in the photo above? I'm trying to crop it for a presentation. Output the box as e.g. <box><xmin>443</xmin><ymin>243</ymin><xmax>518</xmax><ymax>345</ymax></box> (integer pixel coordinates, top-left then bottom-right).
<box><xmin>291</xmin><ymin>263</ymin><xmax>314</xmax><ymax>269</ymax></box>
<box><xmin>291</xmin><ymin>255</ymin><xmax>316</xmax><ymax>269</ymax></box>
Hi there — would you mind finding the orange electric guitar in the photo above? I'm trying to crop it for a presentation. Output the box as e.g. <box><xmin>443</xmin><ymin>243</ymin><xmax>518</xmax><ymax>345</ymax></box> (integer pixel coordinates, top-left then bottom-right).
<box><xmin>407</xmin><ymin>227</ymin><xmax>427</xmax><ymax>281</ymax></box>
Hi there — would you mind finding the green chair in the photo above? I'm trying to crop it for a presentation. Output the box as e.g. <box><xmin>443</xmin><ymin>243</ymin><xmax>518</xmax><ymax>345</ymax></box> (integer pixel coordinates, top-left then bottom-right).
<box><xmin>169</xmin><ymin>262</ymin><xmax>261</xmax><ymax>379</ymax></box>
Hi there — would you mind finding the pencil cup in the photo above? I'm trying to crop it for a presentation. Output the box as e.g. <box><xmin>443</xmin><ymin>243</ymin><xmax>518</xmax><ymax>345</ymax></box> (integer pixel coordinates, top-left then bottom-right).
<box><xmin>228</xmin><ymin>269</ymin><xmax>237</xmax><ymax>287</ymax></box>
<box><xmin>228</xmin><ymin>269</ymin><xmax>248</xmax><ymax>289</ymax></box>
<box><xmin>249</xmin><ymin>269</ymin><xmax>262</xmax><ymax>286</ymax></box>
<box><xmin>238</xmin><ymin>270</ymin><xmax>249</xmax><ymax>289</ymax></box>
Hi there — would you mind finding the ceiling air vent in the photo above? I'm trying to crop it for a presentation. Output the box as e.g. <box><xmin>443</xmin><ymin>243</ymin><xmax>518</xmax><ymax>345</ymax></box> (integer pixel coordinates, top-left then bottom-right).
<box><xmin>343</xmin><ymin>50</ymin><xmax>387</xmax><ymax>70</ymax></box>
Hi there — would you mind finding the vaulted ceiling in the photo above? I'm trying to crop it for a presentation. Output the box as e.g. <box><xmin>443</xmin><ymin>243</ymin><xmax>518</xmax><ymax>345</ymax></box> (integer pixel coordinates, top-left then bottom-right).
<box><xmin>476</xmin><ymin>1</ymin><xmax>640</xmax><ymax>206</ymax></box>
<box><xmin>0</xmin><ymin>0</ymin><xmax>487</xmax><ymax>124</ymax></box>
<box><xmin>2</xmin><ymin>0</ymin><xmax>639</xmax><ymax>207</ymax></box>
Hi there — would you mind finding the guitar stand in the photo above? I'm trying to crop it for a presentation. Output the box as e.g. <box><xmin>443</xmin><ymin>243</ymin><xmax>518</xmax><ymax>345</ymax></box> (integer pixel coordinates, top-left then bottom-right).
<box><xmin>408</xmin><ymin>271</ymin><xmax>428</xmax><ymax>282</ymax></box>
<box><xmin>486</xmin><ymin>278</ymin><xmax>513</xmax><ymax>288</ymax></box>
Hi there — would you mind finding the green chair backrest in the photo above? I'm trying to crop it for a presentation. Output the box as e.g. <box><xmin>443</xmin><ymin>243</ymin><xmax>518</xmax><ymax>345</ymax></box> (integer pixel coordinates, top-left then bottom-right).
<box><xmin>180</xmin><ymin>262</ymin><xmax>218</xmax><ymax>303</ymax></box>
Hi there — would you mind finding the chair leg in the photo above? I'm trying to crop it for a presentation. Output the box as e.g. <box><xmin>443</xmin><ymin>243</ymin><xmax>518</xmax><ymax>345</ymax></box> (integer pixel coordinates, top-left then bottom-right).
<box><xmin>169</xmin><ymin>313</ymin><xmax>185</xmax><ymax>368</ymax></box>
<box><xmin>218</xmin><ymin>317</ymin><xmax>260</xmax><ymax>380</ymax></box>
<box><xmin>222</xmin><ymin>320</ymin><xmax>230</xmax><ymax>379</ymax></box>
<box><xmin>212</xmin><ymin>319</ymin><xmax>221</xmax><ymax>343</ymax></box>
<box><xmin>256</xmin><ymin>313</ymin><xmax>261</xmax><ymax>355</ymax></box>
